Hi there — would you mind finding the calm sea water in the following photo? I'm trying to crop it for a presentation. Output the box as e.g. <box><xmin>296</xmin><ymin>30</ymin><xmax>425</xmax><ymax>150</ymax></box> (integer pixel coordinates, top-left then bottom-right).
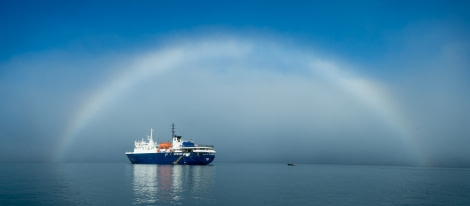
<box><xmin>1</xmin><ymin>163</ymin><xmax>469</xmax><ymax>205</ymax></box>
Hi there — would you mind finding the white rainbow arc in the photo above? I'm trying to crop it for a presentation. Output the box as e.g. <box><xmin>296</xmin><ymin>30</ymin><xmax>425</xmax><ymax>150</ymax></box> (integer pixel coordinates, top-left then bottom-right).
<box><xmin>311</xmin><ymin>60</ymin><xmax>422</xmax><ymax>162</ymax></box>
<box><xmin>54</xmin><ymin>38</ymin><xmax>424</xmax><ymax>165</ymax></box>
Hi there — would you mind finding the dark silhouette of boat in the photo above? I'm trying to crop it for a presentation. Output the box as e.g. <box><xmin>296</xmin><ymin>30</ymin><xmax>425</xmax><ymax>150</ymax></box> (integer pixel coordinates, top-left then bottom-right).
<box><xmin>287</xmin><ymin>163</ymin><xmax>296</xmax><ymax>166</ymax></box>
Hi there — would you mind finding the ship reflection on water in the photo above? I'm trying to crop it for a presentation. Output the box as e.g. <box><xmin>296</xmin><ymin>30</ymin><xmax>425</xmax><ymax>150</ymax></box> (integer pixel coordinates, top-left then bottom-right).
<box><xmin>131</xmin><ymin>164</ymin><xmax>215</xmax><ymax>205</ymax></box>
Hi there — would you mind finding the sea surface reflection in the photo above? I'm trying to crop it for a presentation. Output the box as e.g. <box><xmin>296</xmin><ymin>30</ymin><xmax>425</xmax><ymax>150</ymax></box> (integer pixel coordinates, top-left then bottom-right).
<box><xmin>131</xmin><ymin>164</ymin><xmax>215</xmax><ymax>205</ymax></box>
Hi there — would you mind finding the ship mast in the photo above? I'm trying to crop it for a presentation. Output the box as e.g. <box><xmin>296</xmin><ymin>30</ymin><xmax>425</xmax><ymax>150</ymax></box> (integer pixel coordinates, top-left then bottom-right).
<box><xmin>150</xmin><ymin>128</ymin><xmax>157</xmax><ymax>148</ymax></box>
<box><xmin>171</xmin><ymin>123</ymin><xmax>175</xmax><ymax>138</ymax></box>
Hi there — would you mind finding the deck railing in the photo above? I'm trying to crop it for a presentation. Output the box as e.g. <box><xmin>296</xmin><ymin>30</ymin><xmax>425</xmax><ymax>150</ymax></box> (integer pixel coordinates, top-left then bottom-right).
<box><xmin>197</xmin><ymin>144</ymin><xmax>214</xmax><ymax>148</ymax></box>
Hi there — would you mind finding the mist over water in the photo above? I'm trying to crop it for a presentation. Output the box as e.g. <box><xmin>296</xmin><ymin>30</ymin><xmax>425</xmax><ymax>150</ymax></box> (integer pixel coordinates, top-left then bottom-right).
<box><xmin>0</xmin><ymin>36</ymin><xmax>469</xmax><ymax>167</ymax></box>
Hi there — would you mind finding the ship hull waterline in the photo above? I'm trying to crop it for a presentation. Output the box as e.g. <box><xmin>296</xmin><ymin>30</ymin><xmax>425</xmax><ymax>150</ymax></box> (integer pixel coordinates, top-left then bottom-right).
<box><xmin>126</xmin><ymin>152</ymin><xmax>215</xmax><ymax>165</ymax></box>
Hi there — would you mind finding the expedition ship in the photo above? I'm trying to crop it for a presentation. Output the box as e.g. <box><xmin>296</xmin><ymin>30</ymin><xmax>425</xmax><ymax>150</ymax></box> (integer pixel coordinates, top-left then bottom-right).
<box><xmin>125</xmin><ymin>124</ymin><xmax>216</xmax><ymax>165</ymax></box>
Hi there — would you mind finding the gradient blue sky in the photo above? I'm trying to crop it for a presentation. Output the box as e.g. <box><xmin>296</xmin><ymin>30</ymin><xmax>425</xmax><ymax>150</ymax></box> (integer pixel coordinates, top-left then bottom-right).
<box><xmin>1</xmin><ymin>1</ymin><xmax>469</xmax><ymax>166</ymax></box>
<box><xmin>2</xmin><ymin>1</ymin><xmax>467</xmax><ymax>61</ymax></box>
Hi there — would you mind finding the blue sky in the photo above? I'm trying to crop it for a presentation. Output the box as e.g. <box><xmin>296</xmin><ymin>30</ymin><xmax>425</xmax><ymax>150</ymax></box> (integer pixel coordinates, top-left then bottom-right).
<box><xmin>1</xmin><ymin>1</ymin><xmax>469</xmax><ymax>166</ymax></box>
<box><xmin>3</xmin><ymin>1</ymin><xmax>467</xmax><ymax>61</ymax></box>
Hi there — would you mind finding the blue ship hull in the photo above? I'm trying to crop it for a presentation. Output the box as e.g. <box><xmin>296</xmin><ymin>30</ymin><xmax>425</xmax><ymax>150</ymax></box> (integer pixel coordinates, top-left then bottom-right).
<box><xmin>126</xmin><ymin>152</ymin><xmax>215</xmax><ymax>165</ymax></box>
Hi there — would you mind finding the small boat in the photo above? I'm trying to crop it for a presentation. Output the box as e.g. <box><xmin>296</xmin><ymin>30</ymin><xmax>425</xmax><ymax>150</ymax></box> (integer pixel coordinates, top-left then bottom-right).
<box><xmin>287</xmin><ymin>163</ymin><xmax>296</xmax><ymax>166</ymax></box>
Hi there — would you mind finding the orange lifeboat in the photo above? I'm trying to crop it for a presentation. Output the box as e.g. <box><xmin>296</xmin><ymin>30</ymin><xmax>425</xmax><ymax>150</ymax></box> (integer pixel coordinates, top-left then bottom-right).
<box><xmin>158</xmin><ymin>141</ymin><xmax>172</xmax><ymax>149</ymax></box>
<box><xmin>157</xmin><ymin>141</ymin><xmax>172</xmax><ymax>152</ymax></box>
